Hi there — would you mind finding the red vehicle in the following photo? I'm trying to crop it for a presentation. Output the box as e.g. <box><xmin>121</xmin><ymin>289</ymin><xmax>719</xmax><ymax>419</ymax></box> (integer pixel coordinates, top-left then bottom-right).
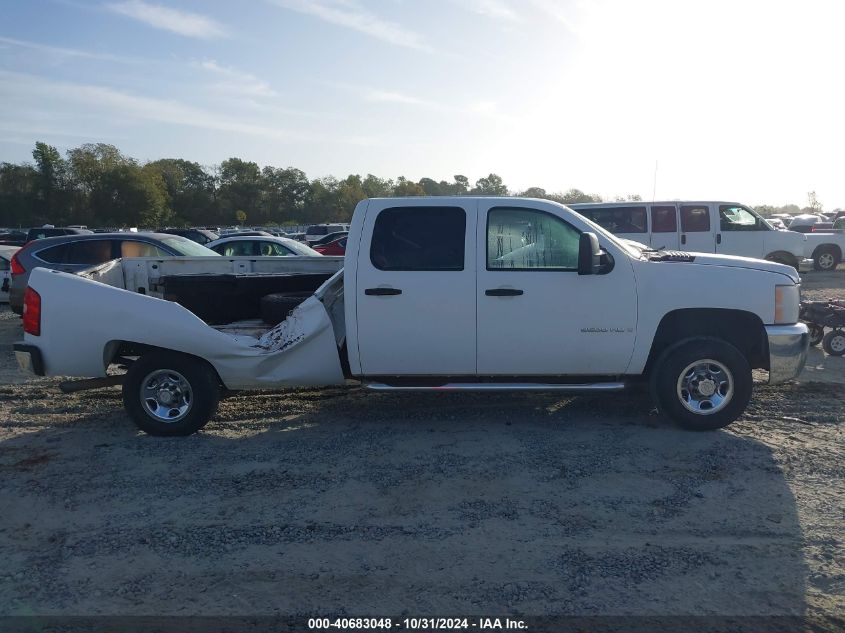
<box><xmin>313</xmin><ymin>236</ymin><xmax>347</xmax><ymax>256</ymax></box>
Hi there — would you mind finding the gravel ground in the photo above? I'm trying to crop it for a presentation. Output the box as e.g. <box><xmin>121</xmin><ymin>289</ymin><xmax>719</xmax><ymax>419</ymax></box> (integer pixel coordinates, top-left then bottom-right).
<box><xmin>0</xmin><ymin>269</ymin><xmax>843</xmax><ymax>623</ymax></box>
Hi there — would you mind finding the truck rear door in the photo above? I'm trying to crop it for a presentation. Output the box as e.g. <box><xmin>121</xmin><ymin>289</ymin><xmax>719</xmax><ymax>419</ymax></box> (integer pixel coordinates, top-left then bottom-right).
<box><xmin>355</xmin><ymin>200</ymin><xmax>477</xmax><ymax>376</ymax></box>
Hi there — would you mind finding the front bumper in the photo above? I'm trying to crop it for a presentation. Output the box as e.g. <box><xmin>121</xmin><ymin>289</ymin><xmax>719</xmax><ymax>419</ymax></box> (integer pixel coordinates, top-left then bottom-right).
<box><xmin>13</xmin><ymin>343</ymin><xmax>45</xmax><ymax>376</ymax></box>
<box><xmin>766</xmin><ymin>323</ymin><xmax>809</xmax><ymax>384</ymax></box>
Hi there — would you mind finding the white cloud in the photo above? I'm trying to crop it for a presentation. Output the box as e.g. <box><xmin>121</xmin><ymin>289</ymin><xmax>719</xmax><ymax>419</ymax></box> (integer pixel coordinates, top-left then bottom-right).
<box><xmin>527</xmin><ymin>0</ymin><xmax>579</xmax><ymax>32</ymax></box>
<box><xmin>462</xmin><ymin>0</ymin><xmax>521</xmax><ymax>22</ymax></box>
<box><xmin>0</xmin><ymin>35</ymin><xmax>140</xmax><ymax>63</ymax></box>
<box><xmin>0</xmin><ymin>71</ymin><xmax>319</xmax><ymax>143</ymax></box>
<box><xmin>269</xmin><ymin>0</ymin><xmax>430</xmax><ymax>51</ymax></box>
<box><xmin>196</xmin><ymin>60</ymin><xmax>277</xmax><ymax>97</ymax></box>
<box><xmin>106</xmin><ymin>0</ymin><xmax>228</xmax><ymax>39</ymax></box>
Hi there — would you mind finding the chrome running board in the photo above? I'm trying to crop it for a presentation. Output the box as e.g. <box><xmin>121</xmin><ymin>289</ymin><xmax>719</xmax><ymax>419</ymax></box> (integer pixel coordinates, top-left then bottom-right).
<box><xmin>365</xmin><ymin>382</ymin><xmax>626</xmax><ymax>392</ymax></box>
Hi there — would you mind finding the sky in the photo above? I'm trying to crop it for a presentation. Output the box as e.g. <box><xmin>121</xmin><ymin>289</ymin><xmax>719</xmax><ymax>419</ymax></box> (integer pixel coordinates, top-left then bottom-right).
<box><xmin>1</xmin><ymin>0</ymin><xmax>844</xmax><ymax>207</ymax></box>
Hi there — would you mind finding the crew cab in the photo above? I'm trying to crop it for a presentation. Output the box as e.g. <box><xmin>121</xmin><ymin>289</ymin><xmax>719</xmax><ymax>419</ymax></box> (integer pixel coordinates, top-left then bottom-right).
<box><xmin>15</xmin><ymin>197</ymin><xmax>809</xmax><ymax>436</ymax></box>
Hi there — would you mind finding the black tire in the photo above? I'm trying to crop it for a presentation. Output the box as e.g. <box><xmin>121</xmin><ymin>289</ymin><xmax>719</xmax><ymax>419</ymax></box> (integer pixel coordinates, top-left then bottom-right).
<box><xmin>649</xmin><ymin>337</ymin><xmax>752</xmax><ymax>431</ymax></box>
<box><xmin>808</xmin><ymin>324</ymin><xmax>825</xmax><ymax>347</ymax></box>
<box><xmin>122</xmin><ymin>351</ymin><xmax>220</xmax><ymax>436</ymax></box>
<box><xmin>260</xmin><ymin>292</ymin><xmax>312</xmax><ymax>326</ymax></box>
<box><xmin>822</xmin><ymin>329</ymin><xmax>845</xmax><ymax>356</ymax></box>
<box><xmin>813</xmin><ymin>246</ymin><xmax>839</xmax><ymax>271</ymax></box>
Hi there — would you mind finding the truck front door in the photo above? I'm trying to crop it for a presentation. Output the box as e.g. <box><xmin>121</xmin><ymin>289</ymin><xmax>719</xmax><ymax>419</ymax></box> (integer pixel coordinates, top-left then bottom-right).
<box><xmin>355</xmin><ymin>201</ymin><xmax>478</xmax><ymax>376</ymax></box>
<box><xmin>476</xmin><ymin>200</ymin><xmax>637</xmax><ymax>376</ymax></box>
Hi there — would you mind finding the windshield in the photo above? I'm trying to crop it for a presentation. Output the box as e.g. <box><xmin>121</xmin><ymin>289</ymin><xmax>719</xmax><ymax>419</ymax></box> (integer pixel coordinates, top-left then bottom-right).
<box><xmin>160</xmin><ymin>236</ymin><xmax>220</xmax><ymax>256</ymax></box>
<box><xmin>283</xmin><ymin>239</ymin><xmax>323</xmax><ymax>256</ymax></box>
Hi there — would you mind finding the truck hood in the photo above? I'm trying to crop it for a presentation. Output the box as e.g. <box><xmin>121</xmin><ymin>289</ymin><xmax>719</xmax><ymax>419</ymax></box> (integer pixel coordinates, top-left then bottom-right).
<box><xmin>646</xmin><ymin>251</ymin><xmax>800</xmax><ymax>283</ymax></box>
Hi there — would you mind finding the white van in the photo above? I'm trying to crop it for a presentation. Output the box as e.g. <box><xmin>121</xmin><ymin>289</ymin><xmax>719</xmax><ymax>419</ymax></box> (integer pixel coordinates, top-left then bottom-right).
<box><xmin>569</xmin><ymin>201</ymin><xmax>805</xmax><ymax>269</ymax></box>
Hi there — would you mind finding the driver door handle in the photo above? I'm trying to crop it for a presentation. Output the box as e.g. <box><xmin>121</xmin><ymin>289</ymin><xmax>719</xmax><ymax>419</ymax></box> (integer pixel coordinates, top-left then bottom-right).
<box><xmin>485</xmin><ymin>288</ymin><xmax>523</xmax><ymax>296</ymax></box>
<box><xmin>365</xmin><ymin>287</ymin><xmax>402</xmax><ymax>296</ymax></box>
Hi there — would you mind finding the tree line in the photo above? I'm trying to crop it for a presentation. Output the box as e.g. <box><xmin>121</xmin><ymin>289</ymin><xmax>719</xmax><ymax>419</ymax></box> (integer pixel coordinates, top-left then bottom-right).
<box><xmin>1</xmin><ymin>141</ymin><xmax>816</xmax><ymax>229</ymax></box>
<box><xmin>0</xmin><ymin>142</ymin><xmax>616</xmax><ymax>229</ymax></box>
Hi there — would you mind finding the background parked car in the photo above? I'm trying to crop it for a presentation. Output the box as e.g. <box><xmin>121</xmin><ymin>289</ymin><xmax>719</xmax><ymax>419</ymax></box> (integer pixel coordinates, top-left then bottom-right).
<box><xmin>0</xmin><ymin>231</ymin><xmax>27</xmax><ymax>246</ymax></box>
<box><xmin>8</xmin><ymin>233</ymin><xmax>218</xmax><ymax>314</ymax></box>
<box><xmin>787</xmin><ymin>214</ymin><xmax>827</xmax><ymax>233</ymax></box>
<box><xmin>305</xmin><ymin>224</ymin><xmax>345</xmax><ymax>243</ymax></box>
<box><xmin>158</xmin><ymin>228</ymin><xmax>220</xmax><ymax>245</ymax></box>
<box><xmin>0</xmin><ymin>245</ymin><xmax>18</xmax><ymax>303</ymax></box>
<box><xmin>205</xmin><ymin>235</ymin><xmax>323</xmax><ymax>257</ymax></box>
<box><xmin>310</xmin><ymin>231</ymin><xmax>348</xmax><ymax>247</ymax></box>
<box><xmin>313</xmin><ymin>236</ymin><xmax>347</xmax><ymax>256</ymax></box>
<box><xmin>26</xmin><ymin>227</ymin><xmax>93</xmax><ymax>241</ymax></box>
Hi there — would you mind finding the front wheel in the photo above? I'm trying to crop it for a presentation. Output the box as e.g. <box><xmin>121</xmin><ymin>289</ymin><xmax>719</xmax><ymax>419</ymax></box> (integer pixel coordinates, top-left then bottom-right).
<box><xmin>650</xmin><ymin>338</ymin><xmax>752</xmax><ymax>431</ymax></box>
<box><xmin>822</xmin><ymin>329</ymin><xmax>845</xmax><ymax>356</ymax></box>
<box><xmin>122</xmin><ymin>351</ymin><xmax>220</xmax><ymax>436</ymax></box>
<box><xmin>813</xmin><ymin>247</ymin><xmax>839</xmax><ymax>271</ymax></box>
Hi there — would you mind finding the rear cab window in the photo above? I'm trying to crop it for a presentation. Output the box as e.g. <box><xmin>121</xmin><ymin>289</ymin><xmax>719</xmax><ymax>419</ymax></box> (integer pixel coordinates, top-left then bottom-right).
<box><xmin>370</xmin><ymin>207</ymin><xmax>466</xmax><ymax>270</ymax></box>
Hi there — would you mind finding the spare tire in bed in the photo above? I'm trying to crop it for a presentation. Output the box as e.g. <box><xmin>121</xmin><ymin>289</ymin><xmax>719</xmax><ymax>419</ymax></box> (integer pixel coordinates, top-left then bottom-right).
<box><xmin>260</xmin><ymin>292</ymin><xmax>313</xmax><ymax>325</ymax></box>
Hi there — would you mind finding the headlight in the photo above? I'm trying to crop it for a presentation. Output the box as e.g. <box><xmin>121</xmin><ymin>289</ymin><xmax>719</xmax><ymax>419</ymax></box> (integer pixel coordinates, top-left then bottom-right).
<box><xmin>775</xmin><ymin>284</ymin><xmax>800</xmax><ymax>324</ymax></box>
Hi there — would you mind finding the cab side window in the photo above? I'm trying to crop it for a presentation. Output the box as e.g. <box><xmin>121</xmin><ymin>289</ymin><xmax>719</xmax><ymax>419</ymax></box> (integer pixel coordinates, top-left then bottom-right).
<box><xmin>681</xmin><ymin>206</ymin><xmax>711</xmax><ymax>232</ymax></box>
<box><xmin>719</xmin><ymin>205</ymin><xmax>764</xmax><ymax>231</ymax></box>
<box><xmin>371</xmin><ymin>207</ymin><xmax>466</xmax><ymax>271</ymax></box>
<box><xmin>487</xmin><ymin>207</ymin><xmax>581</xmax><ymax>270</ymax></box>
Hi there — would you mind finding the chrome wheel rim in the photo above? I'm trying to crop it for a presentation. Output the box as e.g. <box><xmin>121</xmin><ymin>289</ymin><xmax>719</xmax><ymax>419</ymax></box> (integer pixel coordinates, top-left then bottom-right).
<box><xmin>830</xmin><ymin>334</ymin><xmax>845</xmax><ymax>353</ymax></box>
<box><xmin>819</xmin><ymin>253</ymin><xmax>835</xmax><ymax>269</ymax></box>
<box><xmin>141</xmin><ymin>369</ymin><xmax>192</xmax><ymax>423</ymax></box>
<box><xmin>676</xmin><ymin>359</ymin><xmax>734</xmax><ymax>415</ymax></box>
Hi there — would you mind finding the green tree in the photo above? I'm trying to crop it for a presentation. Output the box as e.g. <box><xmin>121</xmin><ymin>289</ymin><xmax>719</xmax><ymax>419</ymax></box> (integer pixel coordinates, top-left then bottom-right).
<box><xmin>471</xmin><ymin>173</ymin><xmax>508</xmax><ymax>196</ymax></box>
<box><xmin>148</xmin><ymin>159</ymin><xmax>216</xmax><ymax>226</ymax></box>
<box><xmin>362</xmin><ymin>174</ymin><xmax>394</xmax><ymax>198</ymax></box>
<box><xmin>393</xmin><ymin>176</ymin><xmax>425</xmax><ymax>197</ymax></box>
<box><xmin>261</xmin><ymin>166</ymin><xmax>311</xmax><ymax>223</ymax></box>
<box><xmin>218</xmin><ymin>158</ymin><xmax>263</xmax><ymax>222</ymax></box>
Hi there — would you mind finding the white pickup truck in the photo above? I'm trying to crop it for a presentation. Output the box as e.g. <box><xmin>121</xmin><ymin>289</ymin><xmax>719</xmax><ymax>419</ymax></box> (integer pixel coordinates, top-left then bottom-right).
<box><xmin>15</xmin><ymin>196</ymin><xmax>809</xmax><ymax>436</ymax></box>
<box><xmin>802</xmin><ymin>231</ymin><xmax>845</xmax><ymax>271</ymax></box>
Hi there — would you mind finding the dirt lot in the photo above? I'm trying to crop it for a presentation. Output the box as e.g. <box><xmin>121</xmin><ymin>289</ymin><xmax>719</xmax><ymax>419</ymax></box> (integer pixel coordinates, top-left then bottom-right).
<box><xmin>0</xmin><ymin>270</ymin><xmax>843</xmax><ymax>624</ymax></box>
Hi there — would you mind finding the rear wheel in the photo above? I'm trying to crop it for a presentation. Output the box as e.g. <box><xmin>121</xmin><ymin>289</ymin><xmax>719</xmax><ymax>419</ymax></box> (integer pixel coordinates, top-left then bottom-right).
<box><xmin>650</xmin><ymin>338</ymin><xmax>752</xmax><ymax>431</ymax></box>
<box><xmin>813</xmin><ymin>247</ymin><xmax>839</xmax><ymax>271</ymax></box>
<box><xmin>822</xmin><ymin>329</ymin><xmax>845</xmax><ymax>356</ymax></box>
<box><xmin>122</xmin><ymin>351</ymin><xmax>220</xmax><ymax>436</ymax></box>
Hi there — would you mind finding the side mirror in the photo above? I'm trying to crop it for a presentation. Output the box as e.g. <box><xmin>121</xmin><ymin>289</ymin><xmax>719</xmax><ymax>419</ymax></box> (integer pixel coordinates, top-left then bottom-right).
<box><xmin>578</xmin><ymin>232</ymin><xmax>602</xmax><ymax>275</ymax></box>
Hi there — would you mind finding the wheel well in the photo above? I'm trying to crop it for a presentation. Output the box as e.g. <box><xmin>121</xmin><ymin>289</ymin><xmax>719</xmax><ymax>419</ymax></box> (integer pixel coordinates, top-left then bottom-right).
<box><xmin>812</xmin><ymin>243</ymin><xmax>842</xmax><ymax>260</ymax></box>
<box><xmin>764</xmin><ymin>251</ymin><xmax>798</xmax><ymax>267</ymax></box>
<box><xmin>104</xmin><ymin>340</ymin><xmax>224</xmax><ymax>386</ymax></box>
<box><xmin>644</xmin><ymin>309</ymin><xmax>767</xmax><ymax>374</ymax></box>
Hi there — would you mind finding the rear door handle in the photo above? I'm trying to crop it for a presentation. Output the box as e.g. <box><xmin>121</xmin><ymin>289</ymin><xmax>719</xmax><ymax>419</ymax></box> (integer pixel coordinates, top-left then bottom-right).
<box><xmin>485</xmin><ymin>288</ymin><xmax>523</xmax><ymax>296</ymax></box>
<box><xmin>716</xmin><ymin>233</ymin><xmax>722</xmax><ymax>245</ymax></box>
<box><xmin>365</xmin><ymin>287</ymin><xmax>402</xmax><ymax>296</ymax></box>
<box><xmin>681</xmin><ymin>234</ymin><xmax>687</xmax><ymax>245</ymax></box>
